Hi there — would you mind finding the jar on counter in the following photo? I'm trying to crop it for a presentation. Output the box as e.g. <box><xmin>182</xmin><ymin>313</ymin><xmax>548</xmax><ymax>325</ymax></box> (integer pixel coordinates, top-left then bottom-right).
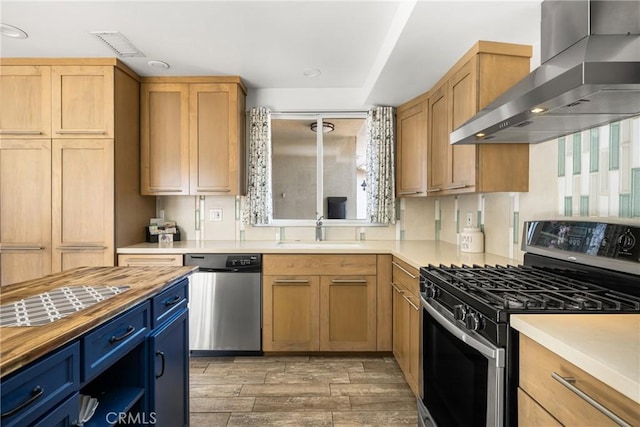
<box><xmin>460</xmin><ymin>227</ymin><xmax>484</xmax><ymax>253</ymax></box>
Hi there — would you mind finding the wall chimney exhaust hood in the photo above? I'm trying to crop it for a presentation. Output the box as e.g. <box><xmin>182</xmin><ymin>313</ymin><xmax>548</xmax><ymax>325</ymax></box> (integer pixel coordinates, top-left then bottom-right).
<box><xmin>451</xmin><ymin>0</ymin><xmax>640</xmax><ymax>145</ymax></box>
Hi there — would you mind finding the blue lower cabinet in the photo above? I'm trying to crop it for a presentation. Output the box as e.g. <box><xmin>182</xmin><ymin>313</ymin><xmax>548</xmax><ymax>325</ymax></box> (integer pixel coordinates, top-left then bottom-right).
<box><xmin>32</xmin><ymin>393</ymin><xmax>80</xmax><ymax>427</ymax></box>
<box><xmin>0</xmin><ymin>343</ymin><xmax>79</xmax><ymax>427</ymax></box>
<box><xmin>146</xmin><ymin>309</ymin><xmax>189</xmax><ymax>427</ymax></box>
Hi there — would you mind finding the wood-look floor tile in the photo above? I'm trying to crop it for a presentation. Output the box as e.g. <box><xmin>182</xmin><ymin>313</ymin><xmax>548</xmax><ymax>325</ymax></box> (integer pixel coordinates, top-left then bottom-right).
<box><xmin>190</xmin><ymin>384</ymin><xmax>243</xmax><ymax>398</ymax></box>
<box><xmin>330</xmin><ymin>383</ymin><xmax>414</xmax><ymax>397</ymax></box>
<box><xmin>285</xmin><ymin>361</ymin><xmax>364</xmax><ymax>373</ymax></box>
<box><xmin>233</xmin><ymin>355</ymin><xmax>310</xmax><ymax>363</ymax></box>
<box><xmin>361</xmin><ymin>360</ymin><xmax>402</xmax><ymax>373</ymax></box>
<box><xmin>190</xmin><ymin>397</ymin><xmax>255</xmax><ymax>412</ymax></box>
<box><xmin>348</xmin><ymin>371</ymin><xmax>408</xmax><ymax>384</ymax></box>
<box><xmin>265</xmin><ymin>371</ymin><xmax>350</xmax><ymax>384</ymax></box>
<box><xmin>190</xmin><ymin>412</ymin><xmax>231</xmax><ymax>427</ymax></box>
<box><xmin>227</xmin><ymin>411</ymin><xmax>332</xmax><ymax>426</ymax></box>
<box><xmin>309</xmin><ymin>355</ymin><xmax>386</xmax><ymax>363</ymax></box>
<box><xmin>349</xmin><ymin>395</ymin><xmax>418</xmax><ymax>411</ymax></box>
<box><xmin>190</xmin><ymin>356</ymin><xmax>235</xmax><ymax>364</ymax></box>
<box><xmin>332</xmin><ymin>410</ymin><xmax>419</xmax><ymax>426</ymax></box>
<box><xmin>204</xmin><ymin>362</ymin><xmax>285</xmax><ymax>374</ymax></box>
<box><xmin>253</xmin><ymin>396</ymin><xmax>351</xmax><ymax>412</ymax></box>
<box><xmin>190</xmin><ymin>372</ymin><xmax>266</xmax><ymax>385</ymax></box>
<box><xmin>240</xmin><ymin>383</ymin><xmax>331</xmax><ymax>397</ymax></box>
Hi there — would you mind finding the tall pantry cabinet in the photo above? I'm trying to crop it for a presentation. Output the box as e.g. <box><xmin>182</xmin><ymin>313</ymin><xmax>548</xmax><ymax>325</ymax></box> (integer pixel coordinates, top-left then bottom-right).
<box><xmin>0</xmin><ymin>59</ymin><xmax>155</xmax><ymax>286</ymax></box>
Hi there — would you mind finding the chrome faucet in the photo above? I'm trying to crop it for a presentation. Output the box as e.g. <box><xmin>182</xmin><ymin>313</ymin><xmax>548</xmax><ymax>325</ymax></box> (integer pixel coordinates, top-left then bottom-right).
<box><xmin>315</xmin><ymin>216</ymin><xmax>324</xmax><ymax>241</ymax></box>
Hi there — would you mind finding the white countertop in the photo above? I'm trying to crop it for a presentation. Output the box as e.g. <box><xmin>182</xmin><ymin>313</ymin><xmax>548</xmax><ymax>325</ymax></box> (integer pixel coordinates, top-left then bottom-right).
<box><xmin>511</xmin><ymin>314</ymin><xmax>640</xmax><ymax>404</ymax></box>
<box><xmin>117</xmin><ymin>239</ymin><xmax>518</xmax><ymax>269</ymax></box>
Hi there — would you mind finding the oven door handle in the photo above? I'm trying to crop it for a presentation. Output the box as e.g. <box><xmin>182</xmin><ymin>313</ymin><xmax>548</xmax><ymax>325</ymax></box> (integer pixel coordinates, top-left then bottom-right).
<box><xmin>422</xmin><ymin>298</ymin><xmax>504</xmax><ymax>366</ymax></box>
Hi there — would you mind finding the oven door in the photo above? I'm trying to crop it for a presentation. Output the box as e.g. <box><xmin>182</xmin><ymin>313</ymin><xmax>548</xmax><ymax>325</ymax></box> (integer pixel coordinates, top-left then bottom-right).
<box><xmin>419</xmin><ymin>296</ymin><xmax>505</xmax><ymax>427</ymax></box>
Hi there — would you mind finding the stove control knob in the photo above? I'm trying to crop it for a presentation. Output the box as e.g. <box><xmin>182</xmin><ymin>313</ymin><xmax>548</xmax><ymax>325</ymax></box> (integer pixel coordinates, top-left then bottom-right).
<box><xmin>465</xmin><ymin>312</ymin><xmax>483</xmax><ymax>331</ymax></box>
<box><xmin>425</xmin><ymin>285</ymin><xmax>439</xmax><ymax>299</ymax></box>
<box><xmin>453</xmin><ymin>304</ymin><xmax>467</xmax><ymax>321</ymax></box>
<box><xmin>617</xmin><ymin>230</ymin><xmax>636</xmax><ymax>251</ymax></box>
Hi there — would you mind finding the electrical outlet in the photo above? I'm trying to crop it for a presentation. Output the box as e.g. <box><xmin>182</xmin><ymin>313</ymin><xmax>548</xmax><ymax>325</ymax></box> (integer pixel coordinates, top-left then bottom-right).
<box><xmin>209</xmin><ymin>208</ymin><xmax>223</xmax><ymax>222</ymax></box>
<box><xmin>466</xmin><ymin>212</ymin><xmax>473</xmax><ymax>227</ymax></box>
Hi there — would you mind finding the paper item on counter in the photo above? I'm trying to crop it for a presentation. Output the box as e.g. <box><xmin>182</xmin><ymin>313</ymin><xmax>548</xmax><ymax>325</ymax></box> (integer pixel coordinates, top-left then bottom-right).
<box><xmin>148</xmin><ymin>219</ymin><xmax>177</xmax><ymax>235</ymax></box>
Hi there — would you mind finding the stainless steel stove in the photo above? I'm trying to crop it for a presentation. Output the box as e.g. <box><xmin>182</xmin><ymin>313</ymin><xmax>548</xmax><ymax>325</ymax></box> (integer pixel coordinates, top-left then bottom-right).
<box><xmin>417</xmin><ymin>220</ymin><xmax>640</xmax><ymax>427</ymax></box>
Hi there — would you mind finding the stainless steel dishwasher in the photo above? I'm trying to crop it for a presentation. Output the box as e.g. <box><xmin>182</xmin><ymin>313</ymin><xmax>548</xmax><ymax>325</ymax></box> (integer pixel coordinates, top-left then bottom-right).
<box><xmin>185</xmin><ymin>253</ymin><xmax>262</xmax><ymax>356</ymax></box>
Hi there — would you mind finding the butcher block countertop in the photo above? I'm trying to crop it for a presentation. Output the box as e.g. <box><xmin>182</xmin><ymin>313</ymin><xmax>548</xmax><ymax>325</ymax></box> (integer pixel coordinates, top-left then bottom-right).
<box><xmin>0</xmin><ymin>266</ymin><xmax>196</xmax><ymax>377</ymax></box>
<box><xmin>511</xmin><ymin>314</ymin><xmax>640</xmax><ymax>404</ymax></box>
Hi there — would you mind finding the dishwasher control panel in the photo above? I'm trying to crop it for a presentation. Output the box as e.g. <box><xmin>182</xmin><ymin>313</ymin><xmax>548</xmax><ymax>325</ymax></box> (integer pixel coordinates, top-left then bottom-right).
<box><xmin>226</xmin><ymin>254</ymin><xmax>261</xmax><ymax>268</ymax></box>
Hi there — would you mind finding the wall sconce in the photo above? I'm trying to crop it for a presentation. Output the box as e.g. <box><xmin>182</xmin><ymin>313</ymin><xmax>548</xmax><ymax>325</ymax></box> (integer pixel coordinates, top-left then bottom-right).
<box><xmin>310</xmin><ymin>122</ymin><xmax>335</xmax><ymax>133</ymax></box>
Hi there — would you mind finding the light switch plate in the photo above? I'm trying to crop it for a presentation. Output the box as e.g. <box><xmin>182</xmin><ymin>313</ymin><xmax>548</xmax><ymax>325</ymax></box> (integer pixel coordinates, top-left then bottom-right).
<box><xmin>209</xmin><ymin>208</ymin><xmax>223</xmax><ymax>221</ymax></box>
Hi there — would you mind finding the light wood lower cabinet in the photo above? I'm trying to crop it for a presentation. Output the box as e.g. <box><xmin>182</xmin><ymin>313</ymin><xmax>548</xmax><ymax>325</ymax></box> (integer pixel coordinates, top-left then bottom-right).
<box><xmin>117</xmin><ymin>254</ymin><xmax>183</xmax><ymax>266</ymax></box>
<box><xmin>519</xmin><ymin>334</ymin><xmax>640</xmax><ymax>427</ymax></box>
<box><xmin>518</xmin><ymin>387</ymin><xmax>562</xmax><ymax>427</ymax></box>
<box><xmin>391</xmin><ymin>257</ymin><xmax>420</xmax><ymax>396</ymax></box>
<box><xmin>262</xmin><ymin>254</ymin><xmax>380</xmax><ymax>352</ymax></box>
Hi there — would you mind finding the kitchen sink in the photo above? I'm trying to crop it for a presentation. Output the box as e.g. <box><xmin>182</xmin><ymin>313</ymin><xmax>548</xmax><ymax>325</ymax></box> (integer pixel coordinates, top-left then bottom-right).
<box><xmin>0</xmin><ymin>285</ymin><xmax>130</xmax><ymax>327</ymax></box>
<box><xmin>276</xmin><ymin>241</ymin><xmax>364</xmax><ymax>249</ymax></box>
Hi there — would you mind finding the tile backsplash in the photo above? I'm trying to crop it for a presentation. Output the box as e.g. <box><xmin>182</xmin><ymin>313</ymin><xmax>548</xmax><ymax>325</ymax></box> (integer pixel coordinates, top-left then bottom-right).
<box><xmin>159</xmin><ymin>116</ymin><xmax>639</xmax><ymax>262</ymax></box>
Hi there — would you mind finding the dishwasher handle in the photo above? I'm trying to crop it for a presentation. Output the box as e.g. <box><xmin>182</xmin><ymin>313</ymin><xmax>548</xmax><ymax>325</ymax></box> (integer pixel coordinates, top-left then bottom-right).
<box><xmin>197</xmin><ymin>267</ymin><xmax>240</xmax><ymax>273</ymax></box>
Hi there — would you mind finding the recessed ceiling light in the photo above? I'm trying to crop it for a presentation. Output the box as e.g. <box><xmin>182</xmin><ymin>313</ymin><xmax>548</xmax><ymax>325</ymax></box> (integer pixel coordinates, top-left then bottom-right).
<box><xmin>530</xmin><ymin>107</ymin><xmax>548</xmax><ymax>114</ymax></box>
<box><xmin>303</xmin><ymin>68</ymin><xmax>321</xmax><ymax>78</ymax></box>
<box><xmin>148</xmin><ymin>60</ymin><xmax>170</xmax><ymax>70</ymax></box>
<box><xmin>1</xmin><ymin>24</ymin><xmax>28</xmax><ymax>39</ymax></box>
<box><xmin>476</xmin><ymin>133</ymin><xmax>486</xmax><ymax>138</ymax></box>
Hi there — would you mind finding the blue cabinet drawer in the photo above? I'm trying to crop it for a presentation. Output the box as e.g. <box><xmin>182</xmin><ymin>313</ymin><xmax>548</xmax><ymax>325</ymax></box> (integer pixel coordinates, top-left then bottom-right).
<box><xmin>152</xmin><ymin>278</ymin><xmax>188</xmax><ymax>328</ymax></box>
<box><xmin>82</xmin><ymin>301</ymin><xmax>150</xmax><ymax>383</ymax></box>
<box><xmin>32</xmin><ymin>392</ymin><xmax>79</xmax><ymax>427</ymax></box>
<box><xmin>1</xmin><ymin>343</ymin><xmax>79</xmax><ymax>427</ymax></box>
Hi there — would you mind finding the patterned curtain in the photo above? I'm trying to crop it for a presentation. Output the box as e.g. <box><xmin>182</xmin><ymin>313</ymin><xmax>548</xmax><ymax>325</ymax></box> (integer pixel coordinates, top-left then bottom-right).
<box><xmin>245</xmin><ymin>107</ymin><xmax>273</xmax><ymax>225</ymax></box>
<box><xmin>366</xmin><ymin>106</ymin><xmax>396</xmax><ymax>224</ymax></box>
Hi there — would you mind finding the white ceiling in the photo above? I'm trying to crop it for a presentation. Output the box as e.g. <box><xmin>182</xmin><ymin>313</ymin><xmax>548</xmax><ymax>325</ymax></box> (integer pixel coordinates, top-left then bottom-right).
<box><xmin>0</xmin><ymin>0</ymin><xmax>542</xmax><ymax>107</ymax></box>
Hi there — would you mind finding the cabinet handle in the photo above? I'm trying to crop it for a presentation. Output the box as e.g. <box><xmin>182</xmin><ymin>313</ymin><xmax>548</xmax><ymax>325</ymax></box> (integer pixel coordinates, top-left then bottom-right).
<box><xmin>0</xmin><ymin>130</ymin><xmax>42</xmax><ymax>135</ymax></box>
<box><xmin>444</xmin><ymin>184</ymin><xmax>467</xmax><ymax>190</ymax></box>
<box><xmin>330</xmin><ymin>279</ymin><xmax>368</xmax><ymax>285</ymax></box>
<box><xmin>163</xmin><ymin>295</ymin><xmax>182</xmax><ymax>306</ymax></box>
<box><xmin>57</xmin><ymin>245</ymin><xmax>107</xmax><ymax>250</ymax></box>
<box><xmin>390</xmin><ymin>282</ymin><xmax>405</xmax><ymax>293</ymax></box>
<box><xmin>425</xmin><ymin>188</ymin><xmax>442</xmax><ymax>193</ymax></box>
<box><xmin>392</xmin><ymin>261</ymin><xmax>417</xmax><ymax>279</ymax></box>
<box><xmin>1</xmin><ymin>386</ymin><xmax>44</xmax><ymax>418</ymax></box>
<box><xmin>109</xmin><ymin>325</ymin><xmax>136</xmax><ymax>344</ymax></box>
<box><xmin>55</xmin><ymin>130</ymin><xmax>106</xmax><ymax>135</ymax></box>
<box><xmin>148</xmin><ymin>189</ymin><xmax>184</xmax><ymax>193</ymax></box>
<box><xmin>197</xmin><ymin>189</ymin><xmax>231</xmax><ymax>193</ymax></box>
<box><xmin>155</xmin><ymin>351</ymin><xmax>166</xmax><ymax>378</ymax></box>
<box><xmin>125</xmin><ymin>257</ymin><xmax>177</xmax><ymax>264</ymax></box>
<box><xmin>273</xmin><ymin>279</ymin><xmax>310</xmax><ymax>284</ymax></box>
<box><xmin>398</xmin><ymin>191</ymin><xmax>423</xmax><ymax>195</ymax></box>
<box><xmin>403</xmin><ymin>294</ymin><xmax>420</xmax><ymax>311</ymax></box>
<box><xmin>551</xmin><ymin>372</ymin><xmax>632</xmax><ymax>427</ymax></box>
<box><xmin>0</xmin><ymin>246</ymin><xmax>44</xmax><ymax>251</ymax></box>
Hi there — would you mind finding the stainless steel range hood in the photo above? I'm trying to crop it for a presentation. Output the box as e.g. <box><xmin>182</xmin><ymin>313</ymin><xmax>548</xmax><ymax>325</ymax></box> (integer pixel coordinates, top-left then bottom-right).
<box><xmin>451</xmin><ymin>0</ymin><xmax>640</xmax><ymax>145</ymax></box>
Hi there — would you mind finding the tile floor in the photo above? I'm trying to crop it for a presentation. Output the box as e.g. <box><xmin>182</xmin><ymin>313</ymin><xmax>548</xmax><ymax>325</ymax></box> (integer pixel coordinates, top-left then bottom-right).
<box><xmin>189</xmin><ymin>355</ymin><xmax>418</xmax><ymax>426</ymax></box>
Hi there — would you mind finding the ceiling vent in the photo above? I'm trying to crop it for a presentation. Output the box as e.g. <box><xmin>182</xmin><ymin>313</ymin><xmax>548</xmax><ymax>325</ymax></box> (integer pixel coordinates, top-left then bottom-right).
<box><xmin>90</xmin><ymin>31</ymin><xmax>145</xmax><ymax>57</ymax></box>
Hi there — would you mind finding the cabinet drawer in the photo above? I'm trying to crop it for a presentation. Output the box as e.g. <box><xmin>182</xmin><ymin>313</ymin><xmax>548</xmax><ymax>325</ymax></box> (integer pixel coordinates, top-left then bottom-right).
<box><xmin>1</xmin><ymin>343</ymin><xmax>79</xmax><ymax>427</ymax></box>
<box><xmin>118</xmin><ymin>254</ymin><xmax>183</xmax><ymax>266</ymax></box>
<box><xmin>152</xmin><ymin>278</ymin><xmax>188</xmax><ymax>328</ymax></box>
<box><xmin>264</xmin><ymin>254</ymin><xmax>377</xmax><ymax>276</ymax></box>
<box><xmin>82</xmin><ymin>301</ymin><xmax>150</xmax><ymax>382</ymax></box>
<box><xmin>519</xmin><ymin>335</ymin><xmax>640</xmax><ymax>427</ymax></box>
<box><xmin>392</xmin><ymin>257</ymin><xmax>419</xmax><ymax>295</ymax></box>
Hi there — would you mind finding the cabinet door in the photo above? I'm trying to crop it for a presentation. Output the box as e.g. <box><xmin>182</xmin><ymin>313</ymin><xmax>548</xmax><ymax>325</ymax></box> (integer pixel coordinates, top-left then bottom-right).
<box><xmin>190</xmin><ymin>83</ymin><xmax>243</xmax><ymax>195</ymax></box>
<box><xmin>52</xmin><ymin>139</ymin><xmax>114</xmax><ymax>272</ymax></box>
<box><xmin>51</xmin><ymin>66</ymin><xmax>114</xmax><ymax>138</ymax></box>
<box><xmin>396</xmin><ymin>98</ymin><xmax>428</xmax><ymax>197</ymax></box>
<box><xmin>449</xmin><ymin>58</ymin><xmax>477</xmax><ymax>192</ymax></box>
<box><xmin>263</xmin><ymin>275</ymin><xmax>319</xmax><ymax>351</ymax></box>
<box><xmin>320</xmin><ymin>275</ymin><xmax>377</xmax><ymax>351</ymax></box>
<box><xmin>0</xmin><ymin>139</ymin><xmax>51</xmax><ymax>285</ymax></box>
<box><xmin>405</xmin><ymin>291</ymin><xmax>421</xmax><ymax>396</ymax></box>
<box><xmin>427</xmin><ymin>81</ymin><xmax>450</xmax><ymax>195</ymax></box>
<box><xmin>141</xmin><ymin>83</ymin><xmax>190</xmax><ymax>195</ymax></box>
<box><xmin>518</xmin><ymin>388</ymin><xmax>562</xmax><ymax>427</ymax></box>
<box><xmin>148</xmin><ymin>309</ymin><xmax>189</xmax><ymax>427</ymax></box>
<box><xmin>391</xmin><ymin>282</ymin><xmax>406</xmax><ymax>370</ymax></box>
<box><xmin>0</xmin><ymin>66</ymin><xmax>51</xmax><ymax>138</ymax></box>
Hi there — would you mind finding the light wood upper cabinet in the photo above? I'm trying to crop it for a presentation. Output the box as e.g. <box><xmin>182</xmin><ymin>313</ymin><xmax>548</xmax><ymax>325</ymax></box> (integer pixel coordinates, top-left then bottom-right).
<box><xmin>428</xmin><ymin>81</ymin><xmax>450</xmax><ymax>193</ymax></box>
<box><xmin>141</xmin><ymin>77</ymin><xmax>246</xmax><ymax>196</ymax></box>
<box><xmin>52</xmin><ymin>139</ymin><xmax>114</xmax><ymax>272</ymax></box>
<box><xmin>0</xmin><ymin>66</ymin><xmax>51</xmax><ymax>138</ymax></box>
<box><xmin>190</xmin><ymin>83</ymin><xmax>245</xmax><ymax>195</ymax></box>
<box><xmin>0</xmin><ymin>139</ymin><xmax>52</xmax><ymax>286</ymax></box>
<box><xmin>141</xmin><ymin>83</ymin><xmax>190</xmax><ymax>195</ymax></box>
<box><xmin>51</xmin><ymin>66</ymin><xmax>114</xmax><ymax>138</ymax></box>
<box><xmin>396</xmin><ymin>96</ymin><xmax>428</xmax><ymax>197</ymax></box>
